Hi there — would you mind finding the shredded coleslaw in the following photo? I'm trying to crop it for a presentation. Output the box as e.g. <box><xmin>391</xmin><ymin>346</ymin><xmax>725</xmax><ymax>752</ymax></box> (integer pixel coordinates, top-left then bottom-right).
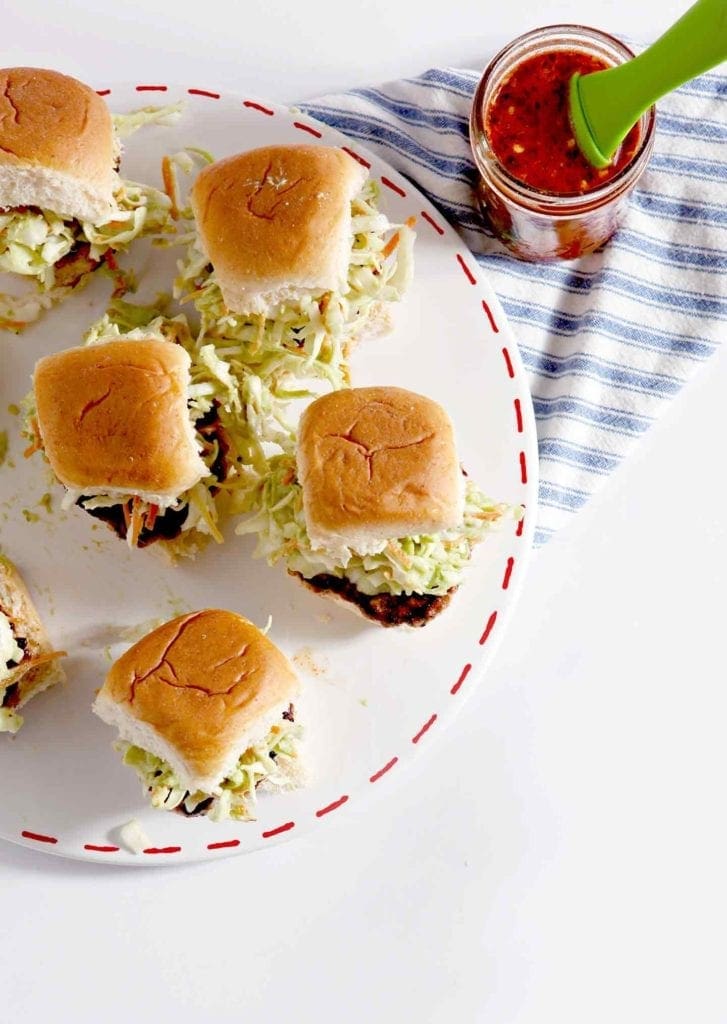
<box><xmin>118</xmin><ymin>717</ymin><xmax>301</xmax><ymax>821</ymax></box>
<box><xmin>236</xmin><ymin>454</ymin><xmax>512</xmax><ymax>597</ymax></box>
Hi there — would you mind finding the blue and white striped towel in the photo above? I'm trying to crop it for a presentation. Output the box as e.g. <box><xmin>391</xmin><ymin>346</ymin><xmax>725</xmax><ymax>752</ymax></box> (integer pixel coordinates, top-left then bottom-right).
<box><xmin>303</xmin><ymin>64</ymin><xmax>727</xmax><ymax>546</ymax></box>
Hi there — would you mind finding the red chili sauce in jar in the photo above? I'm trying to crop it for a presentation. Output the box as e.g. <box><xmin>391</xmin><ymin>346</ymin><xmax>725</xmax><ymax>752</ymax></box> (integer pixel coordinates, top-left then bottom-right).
<box><xmin>486</xmin><ymin>50</ymin><xmax>641</xmax><ymax>195</ymax></box>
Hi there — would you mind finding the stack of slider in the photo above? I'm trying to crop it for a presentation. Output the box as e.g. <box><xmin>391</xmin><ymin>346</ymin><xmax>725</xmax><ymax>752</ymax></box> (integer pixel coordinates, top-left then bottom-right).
<box><xmin>19</xmin><ymin>144</ymin><xmax>419</xmax><ymax>554</ymax></box>
<box><xmin>0</xmin><ymin>67</ymin><xmax>172</xmax><ymax>331</ymax></box>
<box><xmin>1</xmin><ymin>89</ymin><xmax>516</xmax><ymax>838</ymax></box>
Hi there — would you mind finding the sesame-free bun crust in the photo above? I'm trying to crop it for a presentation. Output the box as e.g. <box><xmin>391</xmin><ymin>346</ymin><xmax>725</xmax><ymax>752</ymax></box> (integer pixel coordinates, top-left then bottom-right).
<box><xmin>33</xmin><ymin>339</ymin><xmax>207</xmax><ymax>501</ymax></box>
<box><xmin>190</xmin><ymin>145</ymin><xmax>367</xmax><ymax>316</ymax></box>
<box><xmin>93</xmin><ymin>610</ymin><xmax>299</xmax><ymax>793</ymax></box>
<box><xmin>297</xmin><ymin>386</ymin><xmax>464</xmax><ymax>551</ymax></box>
<box><xmin>0</xmin><ymin>67</ymin><xmax>118</xmax><ymax>222</ymax></box>
<box><xmin>0</xmin><ymin>557</ymin><xmax>65</xmax><ymax>712</ymax></box>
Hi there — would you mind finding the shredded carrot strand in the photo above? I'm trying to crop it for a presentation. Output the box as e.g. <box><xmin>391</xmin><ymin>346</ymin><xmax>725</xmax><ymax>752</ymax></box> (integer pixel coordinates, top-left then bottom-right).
<box><xmin>381</xmin><ymin>231</ymin><xmax>401</xmax><ymax>259</ymax></box>
<box><xmin>129</xmin><ymin>497</ymin><xmax>143</xmax><ymax>548</ymax></box>
<box><xmin>161</xmin><ymin>155</ymin><xmax>180</xmax><ymax>220</ymax></box>
<box><xmin>21</xmin><ymin>650</ymin><xmax>67</xmax><ymax>670</ymax></box>
<box><xmin>23</xmin><ymin>419</ymin><xmax>42</xmax><ymax>458</ymax></box>
<box><xmin>381</xmin><ymin>216</ymin><xmax>417</xmax><ymax>260</ymax></box>
<box><xmin>145</xmin><ymin>503</ymin><xmax>159</xmax><ymax>531</ymax></box>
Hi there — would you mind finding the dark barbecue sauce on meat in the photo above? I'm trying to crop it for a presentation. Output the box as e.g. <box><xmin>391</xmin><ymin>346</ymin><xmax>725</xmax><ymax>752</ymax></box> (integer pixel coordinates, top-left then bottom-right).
<box><xmin>195</xmin><ymin>404</ymin><xmax>231</xmax><ymax>488</ymax></box>
<box><xmin>1</xmin><ymin>682</ymin><xmax>21</xmax><ymax>708</ymax></box>
<box><xmin>78</xmin><ymin>403</ymin><xmax>231</xmax><ymax>547</ymax></box>
<box><xmin>4</xmin><ymin>635</ymin><xmax>26</xmax><ymax>669</ymax></box>
<box><xmin>2</xmin><ymin>638</ymin><xmax>27</xmax><ymax>708</ymax></box>
<box><xmin>81</xmin><ymin>501</ymin><xmax>190</xmax><ymax>547</ymax></box>
<box><xmin>176</xmin><ymin>796</ymin><xmax>214</xmax><ymax>818</ymax></box>
<box><xmin>294</xmin><ymin>572</ymin><xmax>455</xmax><ymax>627</ymax></box>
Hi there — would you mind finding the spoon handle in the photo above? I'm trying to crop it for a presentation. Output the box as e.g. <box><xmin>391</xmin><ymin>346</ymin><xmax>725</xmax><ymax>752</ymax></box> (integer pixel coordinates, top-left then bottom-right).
<box><xmin>577</xmin><ymin>0</ymin><xmax>727</xmax><ymax>162</ymax></box>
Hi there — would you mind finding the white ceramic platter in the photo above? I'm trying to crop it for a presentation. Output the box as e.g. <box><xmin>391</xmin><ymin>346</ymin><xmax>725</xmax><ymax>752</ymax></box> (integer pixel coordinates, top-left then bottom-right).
<box><xmin>0</xmin><ymin>83</ymin><xmax>537</xmax><ymax>865</ymax></box>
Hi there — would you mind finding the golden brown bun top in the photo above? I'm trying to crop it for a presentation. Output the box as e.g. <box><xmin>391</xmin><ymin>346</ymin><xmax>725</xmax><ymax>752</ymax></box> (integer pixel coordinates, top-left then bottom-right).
<box><xmin>33</xmin><ymin>339</ymin><xmax>207</xmax><ymax>499</ymax></box>
<box><xmin>0</xmin><ymin>67</ymin><xmax>114</xmax><ymax>191</ymax></box>
<box><xmin>190</xmin><ymin>145</ymin><xmax>367</xmax><ymax>314</ymax></box>
<box><xmin>297</xmin><ymin>386</ymin><xmax>463</xmax><ymax>549</ymax></box>
<box><xmin>101</xmin><ymin>610</ymin><xmax>299</xmax><ymax>780</ymax></box>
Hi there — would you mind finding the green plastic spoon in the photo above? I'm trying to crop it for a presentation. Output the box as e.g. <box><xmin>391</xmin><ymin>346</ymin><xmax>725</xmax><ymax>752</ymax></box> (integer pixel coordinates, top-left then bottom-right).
<box><xmin>569</xmin><ymin>0</ymin><xmax>727</xmax><ymax>168</ymax></box>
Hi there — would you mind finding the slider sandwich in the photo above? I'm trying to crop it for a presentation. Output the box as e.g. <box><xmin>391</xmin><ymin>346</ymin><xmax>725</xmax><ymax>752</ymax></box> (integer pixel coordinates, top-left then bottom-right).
<box><xmin>0</xmin><ymin>67</ymin><xmax>172</xmax><ymax>330</ymax></box>
<box><xmin>238</xmin><ymin>387</ymin><xmax>510</xmax><ymax>627</ymax></box>
<box><xmin>24</xmin><ymin>313</ymin><xmax>263</xmax><ymax>555</ymax></box>
<box><xmin>174</xmin><ymin>145</ymin><xmax>414</xmax><ymax>390</ymax></box>
<box><xmin>0</xmin><ymin>557</ymin><xmax>65</xmax><ymax>733</ymax></box>
<box><xmin>92</xmin><ymin>610</ymin><xmax>302</xmax><ymax>821</ymax></box>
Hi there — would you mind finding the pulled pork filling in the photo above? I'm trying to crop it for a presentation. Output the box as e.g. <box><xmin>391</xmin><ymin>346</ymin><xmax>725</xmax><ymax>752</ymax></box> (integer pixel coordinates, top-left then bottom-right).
<box><xmin>52</xmin><ymin>240</ymin><xmax>108</xmax><ymax>289</ymax></box>
<box><xmin>118</xmin><ymin>705</ymin><xmax>300</xmax><ymax>822</ymax></box>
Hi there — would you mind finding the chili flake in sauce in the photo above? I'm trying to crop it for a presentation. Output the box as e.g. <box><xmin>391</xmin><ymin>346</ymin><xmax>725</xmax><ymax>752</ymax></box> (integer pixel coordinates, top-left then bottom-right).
<box><xmin>486</xmin><ymin>49</ymin><xmax>641</xmax><ymax>195</ymax></box>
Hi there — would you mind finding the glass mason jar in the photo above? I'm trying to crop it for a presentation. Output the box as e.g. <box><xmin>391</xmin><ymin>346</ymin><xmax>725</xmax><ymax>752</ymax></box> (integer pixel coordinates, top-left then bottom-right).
<box><xmin>469</xmin><ymin>25</ymin><xmax>656</xmax><ymax>262</ymax></box>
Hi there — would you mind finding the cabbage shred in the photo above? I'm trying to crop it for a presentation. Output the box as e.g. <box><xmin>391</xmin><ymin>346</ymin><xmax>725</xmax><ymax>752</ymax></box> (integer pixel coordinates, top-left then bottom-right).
<box><xmin>112</xmin><ymin>102</ymin><xmax>185</xmax><ymax>139</ymax></box>
<box><xmin>0</xmin><ymin>708</ymin><xmax>23</xmax><ymax>733</ymax></box>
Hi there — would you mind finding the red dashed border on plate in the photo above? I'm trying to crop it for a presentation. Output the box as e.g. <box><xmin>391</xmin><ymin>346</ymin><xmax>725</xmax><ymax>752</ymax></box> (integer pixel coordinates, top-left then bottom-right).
<box><xmin>341</xmin><ymin>146</ymin><xmax>371</xmax><ymax>169</ymax></box>
<box><xmin>293</xmin><ymin>121</ymin><xmax>323</xmax><ymax>138</ymax></box>
<box><xmin>316</xmin><ymin>795</ymin><xmax>350</xmax><ymax>818</ymax></box>
<box><xmin>21</xmin><ymin>830</ymin><xmax>57</xmax><ymax>845</ymax></box>
<box><xmin>369</xmin><ymin>757</ymin><xmax>398</xmax><ymax>783</ymax></box>
<box><xmin>17</xmin><ymin>85</ymin><xmax>532</xmax><ymax>862</ymax></box>
<box><xmin>243</xmin><ymin>100</ymin><xmax>274</xmax><ymax>116</ymax></box>
<box><xmin>381</xmin><ymin>176</ymin><xmax>406</xmax><ymax>197</ymax></box>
